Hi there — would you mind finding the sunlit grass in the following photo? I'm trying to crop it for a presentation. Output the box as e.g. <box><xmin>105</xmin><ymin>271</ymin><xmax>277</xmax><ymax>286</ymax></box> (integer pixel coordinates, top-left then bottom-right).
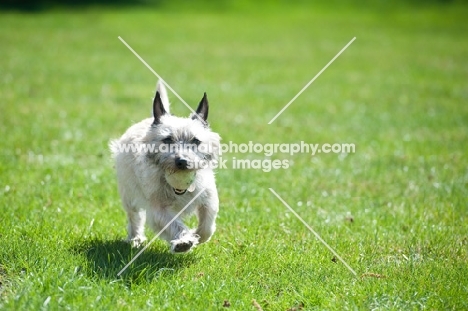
<box><xmin>1</xmin><ymin>2</ymin><xmax>467</xmax><ymax>310</ymax></box>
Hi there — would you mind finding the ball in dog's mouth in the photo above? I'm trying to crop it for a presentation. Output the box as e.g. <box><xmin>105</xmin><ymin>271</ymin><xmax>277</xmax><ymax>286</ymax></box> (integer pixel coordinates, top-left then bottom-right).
<box><xmin>165</xmin><ymin>171</ymin><xmax>196</xmax><ymax>195</ymax></box>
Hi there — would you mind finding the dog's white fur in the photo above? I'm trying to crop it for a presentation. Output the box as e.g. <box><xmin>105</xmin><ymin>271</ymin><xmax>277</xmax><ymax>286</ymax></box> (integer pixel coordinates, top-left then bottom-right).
<box><xmin>110</xmin><ymin>81</ymin><xmax>220</xmax><ymax>253</ymax></box>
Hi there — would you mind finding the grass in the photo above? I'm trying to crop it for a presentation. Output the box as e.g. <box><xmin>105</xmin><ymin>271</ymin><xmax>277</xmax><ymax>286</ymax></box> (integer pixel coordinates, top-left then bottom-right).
<box><xmin>1</xmin><ymin>1</ymin><xmax>467</xmax><ymax>310</ymax></box>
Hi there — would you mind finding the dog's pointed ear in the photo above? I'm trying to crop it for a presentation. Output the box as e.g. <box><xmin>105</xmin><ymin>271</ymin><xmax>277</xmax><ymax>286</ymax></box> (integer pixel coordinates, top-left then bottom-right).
<box><xmin>192</xmin><ymin>92</ymin><xmax>209</xmax><ymax>123</ymax></box>
<box><xmin>153</xmin><ymin>91</ymin><xmax>167</xmax><ymax>125</ymax></box>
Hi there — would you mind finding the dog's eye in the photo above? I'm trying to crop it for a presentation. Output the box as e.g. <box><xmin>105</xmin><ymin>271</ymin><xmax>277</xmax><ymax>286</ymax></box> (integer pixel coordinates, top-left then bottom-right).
<box><xmin>162</xmin><ymin>137</ymin><xmax>173</xmax><ymax>144</ymax></box>
<box><xmin>191</xmin><ymin>138</ymin><xmax>201</xmax><ymax>146</ymax></box>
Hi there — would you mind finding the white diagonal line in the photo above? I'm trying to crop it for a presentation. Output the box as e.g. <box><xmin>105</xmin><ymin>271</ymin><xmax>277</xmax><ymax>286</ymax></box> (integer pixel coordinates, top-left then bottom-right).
<box><xmin>118</xmin><ymin>36</ymin><xmax>196</xmax><ymax>115</ymax></box>
<box><xmin>268</xmin><ymin>37</ymin><xmax>356</xmax><ymax>124</ymax></box>
<box><xmin>269</xmin><ymin>188</ymin><xmax>357</xmax><ymax>276</ymax></box>
<box><xmin>117</xmin><ymin>188</ymin><xmax>206</xmax><ymax>277</ymax></box>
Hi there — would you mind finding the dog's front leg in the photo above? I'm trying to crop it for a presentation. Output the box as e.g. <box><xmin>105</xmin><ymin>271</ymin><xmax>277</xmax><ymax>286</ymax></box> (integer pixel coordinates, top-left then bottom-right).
<box><xmin>125</xmin><ymin>207</ymin><xmax>147</xmax><ymax>247</ymax></box>
<box><xmin>148</xmin><ymin>209</ymin><xmax>199</xmax><ymax>253</ymax></box>
<box><xmin>195</xmin><ymin>201</ymin><xmax>219</xmax><ymax>244</ymax></box>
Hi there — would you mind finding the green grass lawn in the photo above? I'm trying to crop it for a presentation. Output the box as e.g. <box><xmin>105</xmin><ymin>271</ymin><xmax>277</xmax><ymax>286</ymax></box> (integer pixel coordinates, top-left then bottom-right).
<box><xmin>1</xmin><ymin>1</ymin><xmax>467</xmax><ymax>310</ymax></box>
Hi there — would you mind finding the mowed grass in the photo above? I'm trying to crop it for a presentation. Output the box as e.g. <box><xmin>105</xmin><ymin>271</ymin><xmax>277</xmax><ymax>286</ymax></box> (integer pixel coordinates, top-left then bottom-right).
<box><xmin>1</xmin><ymin>1</ymin><xmax>467</xmax><ymax>310</ymax></box>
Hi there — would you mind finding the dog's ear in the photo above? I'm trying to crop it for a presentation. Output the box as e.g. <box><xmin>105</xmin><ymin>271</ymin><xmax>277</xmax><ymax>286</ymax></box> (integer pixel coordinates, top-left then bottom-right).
<box><xmin>156</xmin><ymin>80</ymin><xmax>170</xmax><ymax>113</ymax></box>
<box><xmin>153</xmin><ymin>91</ymin><xmax>167</xmax><ymax>125</ymax></box>
<box><xmin>192</xmin><ymin>92</ymin><xmax>209</xmax><ymax>123</ymax></box>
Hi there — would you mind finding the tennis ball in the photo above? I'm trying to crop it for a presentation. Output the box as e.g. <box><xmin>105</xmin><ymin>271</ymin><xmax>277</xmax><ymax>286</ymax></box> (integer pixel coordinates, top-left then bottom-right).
<box><xmin>165</xmin><ymin>171</ymin><xmax>196</xmax><ymax>192</ymax></box>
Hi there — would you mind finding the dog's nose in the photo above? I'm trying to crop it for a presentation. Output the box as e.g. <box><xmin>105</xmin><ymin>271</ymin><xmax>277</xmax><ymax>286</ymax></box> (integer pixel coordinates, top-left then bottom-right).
<box><xmin>175</xmin><ymin>158</ymin><xmax>188</xmax><ymax>170</ymax></box>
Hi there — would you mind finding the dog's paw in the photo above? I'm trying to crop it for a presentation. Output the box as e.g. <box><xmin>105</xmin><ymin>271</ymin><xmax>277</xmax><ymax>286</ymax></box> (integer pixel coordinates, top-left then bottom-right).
<box><xmin>170</xmin><ymin>234</ymin><xmax>199</xmax><ymax>253</ymax></box>
<box><xmin>171</xmin><ymin>240</ymin><xmax>194</xmax><ymax>253</ymax></box>
<box><xmin>126</xmin><ymin>236</ymin><xmax>147</xmax><ymax>248</ymax></box>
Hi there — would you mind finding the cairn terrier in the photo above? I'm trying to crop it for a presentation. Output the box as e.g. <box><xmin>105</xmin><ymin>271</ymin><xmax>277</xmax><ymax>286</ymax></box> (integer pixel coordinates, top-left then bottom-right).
<box><xmin>110</xmin><ymin>81</ymin><xmax>221</xmax><ymax>253</ymax></box>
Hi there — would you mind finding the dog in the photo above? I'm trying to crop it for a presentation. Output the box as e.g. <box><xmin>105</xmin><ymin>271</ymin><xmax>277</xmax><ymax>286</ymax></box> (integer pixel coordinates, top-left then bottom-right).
<box><xmin>110</xmin><ymin>81</ymin><xmax>221</xmax><ymax>253</ymax></box>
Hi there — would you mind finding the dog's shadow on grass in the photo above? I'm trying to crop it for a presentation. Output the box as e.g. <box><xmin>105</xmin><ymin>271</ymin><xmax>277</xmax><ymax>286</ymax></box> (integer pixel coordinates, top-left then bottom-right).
<box><xmin>72</xmin><ymin>238</ymin><xmax>197</xmax><ymax>284</ymax></box>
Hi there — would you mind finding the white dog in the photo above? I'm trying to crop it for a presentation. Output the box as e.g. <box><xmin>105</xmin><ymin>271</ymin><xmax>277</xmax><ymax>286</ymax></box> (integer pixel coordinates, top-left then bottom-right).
<box><xmin>110</xmin><ymin>81</ymin><xmax>221</xmax><ymax>253</ymax></box>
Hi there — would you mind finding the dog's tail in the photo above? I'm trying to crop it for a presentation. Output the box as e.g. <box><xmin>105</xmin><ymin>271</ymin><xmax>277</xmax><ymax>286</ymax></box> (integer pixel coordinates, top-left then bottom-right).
<box><xmin>156</xmin><ymin>80</ymin><xmax>170</xmax><ymax>113</ymax></box>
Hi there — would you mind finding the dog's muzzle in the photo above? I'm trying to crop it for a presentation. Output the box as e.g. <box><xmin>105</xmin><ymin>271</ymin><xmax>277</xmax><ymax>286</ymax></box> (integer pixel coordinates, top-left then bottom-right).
<box><xmin>173</xmin><ymin>188</ymin><xmax>187</xmax><ymax>195</ymax></box>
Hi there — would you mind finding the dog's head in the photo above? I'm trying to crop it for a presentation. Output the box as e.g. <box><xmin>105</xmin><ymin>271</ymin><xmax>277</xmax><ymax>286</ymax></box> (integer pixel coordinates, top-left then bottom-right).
<box><xmin>145</xmin><ymin>83</ymin><xmax>221</xmax><ymax>193</ymax></box>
